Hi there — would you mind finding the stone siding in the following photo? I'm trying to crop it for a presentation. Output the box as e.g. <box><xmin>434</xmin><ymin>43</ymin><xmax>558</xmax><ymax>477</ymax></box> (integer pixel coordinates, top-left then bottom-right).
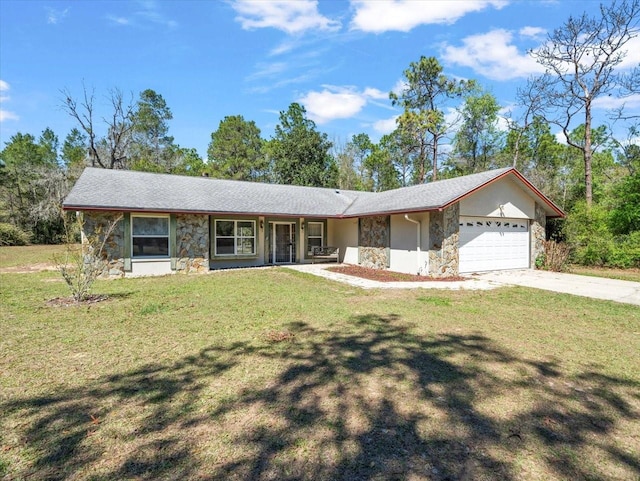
<box><xmin>359</xmin><ymin>216</ymin><xmax>389</xmax><ymax>269</ymax></box>
<box><xmin>531</xmin><ymin>202</ymin><xmax>546</xmax><ymax>268</ymax></box>
<box><xmin>83</xmin><ymin>211</ymin><xmax>126</xmax><ymax>278</ymax></box>
<box><xmin>175</xmin><ymin>214</ymin><xmax>209</xmax><ymax>273</ymax></box>
<box><xmin>428</xmin><ymin>203</ymin><xmax>460</xmax><ymax>277</ymax></box>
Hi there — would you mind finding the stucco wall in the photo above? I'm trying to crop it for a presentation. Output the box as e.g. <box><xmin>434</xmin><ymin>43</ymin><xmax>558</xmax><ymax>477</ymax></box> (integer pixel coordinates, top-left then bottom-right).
<box><xmin>328</xmin><ymin>218</ymin><xmax>359</xmax><ymax>264</ymax></box>
<box><xmin>389</xmin><ymin>213</ymin><xmax>429</xmax><ymax>275</ymax></box>
<box><xmin>428</xmin><ymin>203</ymin><xmax>460</xmax><ymax>277</ymax></box>
<box><xmin>459</xmin><ymin>177</ymin><xmax>535</xmax><ymax>219</ymax></box>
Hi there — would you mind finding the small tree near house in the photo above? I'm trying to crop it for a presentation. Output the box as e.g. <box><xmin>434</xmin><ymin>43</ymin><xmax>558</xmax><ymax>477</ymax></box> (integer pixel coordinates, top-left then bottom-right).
<box><xmin>55</xmin><ymin>212</ymin><xmax>122</xmax><ymax>302</ymax></box>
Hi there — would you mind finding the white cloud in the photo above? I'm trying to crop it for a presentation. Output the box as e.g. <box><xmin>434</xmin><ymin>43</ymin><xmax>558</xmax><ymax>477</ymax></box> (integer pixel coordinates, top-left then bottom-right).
<box><xmin>554</xmin><ymin>131</ymin><xmax>567</xmax><ymax>145</ymax></box>
<box><xmin>619</xmin><ymin>34</ymin><xmax>640</xmax><ymax>70</ymax></box>
<box><xmin>390</xmin><ymin>78</ymin><xmax>407</xmax><ymax>97</ymax></box>
<box><xmin>362</xmin><ymin>87</ymin><xmax>388</xmax><ymax>100</ymax></box>
<box><xmin>232</xmin><ymin>0</ymin><xmax>340</xmax><ymax>35</ymax></box>
<box><xmin>105</xmin><ymin>2</ymin><xmax>177</xmax><ymax>28</ymax></box>
<box><xmin>496</xmin><ymin>106</ymin><xmax>512</xmax><ymax>131</ymax></box>
<box><xmin>350</xmin><ymin>0</ymin><xmax>508</xmax><ymax>33</ymax></box>
<box><xmin>592</xmin><ymin>93</ymin><xmax>640</xmax><ymax>110</ymax></box>
<box><xmin>299</xmin><ymin>86</ymin><xmax>368</xmax><ymax>124</ymax></box>
<box><xmin>106</xmin><ymin>14</ymin><xmax>131</xmax><ymax>26</ymax></box>
<box><xmin>135</xmin><ymin>1</ymin><xmax>178</xmax><ymax>28</ymax></box>
<box><xmin>299</xmin><ymin>85</ymin><xmax>391</xmax><ymax>124</ymax></box>
<box><xmin>0</xmin><ymin>80</ymin><xmax>18</xmax><ymax>123</ymax></box>
<box><xmin>46</xmin><ymin>7</ymin><xmax>69</xmax><ymax>25</ymax></box>
<box><xmin>441</xmin><ymin>29</ymin><xmax>545</xmax><ymax>80</ymax></box>
<box><xmin>372</xmin><ymin>115</ymin><xmax>399</xmax><ymax>134</ymax></box>
<box><xmin>247</xmin><ymin>61</ymin><xmax>288</xmax><ymax>80</ymax></box>
<box><xmin>519</xmin><ymin>26</ymin><xmax>545</xmax><ymax>39</ymax></box>
<box><xmin>0</xmin><ymin>110</ymin><xmax>19</xmax><ymax>122</ymax></box>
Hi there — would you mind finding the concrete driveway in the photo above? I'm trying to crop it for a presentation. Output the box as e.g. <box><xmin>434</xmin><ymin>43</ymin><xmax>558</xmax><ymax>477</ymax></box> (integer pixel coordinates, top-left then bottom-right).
<box><xmin>474</xmin><ymin>269</ymin><xmax>640</xmax><ymax>306</ymax></box>
<box><xmin>286</xmin><ymin>265</ymin><xmax>640</xmax><ymax>306</ymax></box>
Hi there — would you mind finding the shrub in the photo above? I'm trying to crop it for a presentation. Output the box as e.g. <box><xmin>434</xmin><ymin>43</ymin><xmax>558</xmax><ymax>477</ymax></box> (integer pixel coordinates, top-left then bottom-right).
<box><xmin>536</xmin><ymin>240</ymin><xmax>571</xmax><ymax>272</ymax></box>
<box><xmin>0</xmin><ymin>222</ymin><xmax>31</xmax><ymax>246</ymax></box>
<box><xmin>564</xmin><ymin>202</ymin><xmax>614</xmax><ymax>266</ymax></box>
<box><xmin>608</xmin><ymin>232</ymin><xmax>640</xmax><ymax>268</ymax></box>
<box><xmin>55</xmin><ymin>214</ymin><xmax>122</xmax><ymax>302</ymax></box>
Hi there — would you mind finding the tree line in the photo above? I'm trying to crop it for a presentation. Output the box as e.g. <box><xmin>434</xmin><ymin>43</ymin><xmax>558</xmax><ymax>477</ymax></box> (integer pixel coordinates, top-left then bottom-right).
<box><xmin>1</xmin><ymin>0</ymin><xmax>638</xmax><ymax>267</ymax></box>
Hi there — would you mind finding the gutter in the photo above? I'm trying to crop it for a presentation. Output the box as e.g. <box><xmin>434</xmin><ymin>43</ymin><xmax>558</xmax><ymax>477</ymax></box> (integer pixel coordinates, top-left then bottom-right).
<box><xmin>404</xmin><ymin>214</ymin><xmax>422</xmax><ymax>274</ymax></box>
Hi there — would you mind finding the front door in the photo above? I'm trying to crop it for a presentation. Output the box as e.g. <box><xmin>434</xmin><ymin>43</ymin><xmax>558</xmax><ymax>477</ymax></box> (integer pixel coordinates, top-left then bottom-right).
<box><xmin>270</xmin><ymin>222</ymin><xmax>296</xmax><ymax>264</ymax></box>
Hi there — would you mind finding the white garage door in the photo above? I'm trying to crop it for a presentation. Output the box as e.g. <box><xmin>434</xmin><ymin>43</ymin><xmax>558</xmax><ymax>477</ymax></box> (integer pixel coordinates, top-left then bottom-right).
<box><xmin>459</xmin><ymin>216</ymin><xmax>530</xmax><ymax>273</ymax></box>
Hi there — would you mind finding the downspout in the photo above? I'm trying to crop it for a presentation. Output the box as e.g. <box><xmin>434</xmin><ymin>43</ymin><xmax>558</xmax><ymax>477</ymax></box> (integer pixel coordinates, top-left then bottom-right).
<box><xmin>404</xmin><ymin>214</ymin><xmax>421</xmax><ymax>274</ymax></box>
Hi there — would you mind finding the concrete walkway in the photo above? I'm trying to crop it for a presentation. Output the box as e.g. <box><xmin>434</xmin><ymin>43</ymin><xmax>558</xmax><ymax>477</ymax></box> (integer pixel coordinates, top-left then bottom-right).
<box><xmin>285</xmin><ymin>264</ymin><xmax>640</xmax><ymax>306</ymax></box>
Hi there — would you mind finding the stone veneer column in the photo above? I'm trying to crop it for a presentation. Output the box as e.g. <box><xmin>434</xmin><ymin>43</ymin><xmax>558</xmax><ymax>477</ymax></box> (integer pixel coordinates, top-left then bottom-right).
<box><xmin>359</xmin><ymin>216</ymin><xmax>389</xmax><ymax>269</ymax></box>
<box><xmin>83</xmin><ymin>211</ymin><xmax>125</xmax><ymax>278</ymax></box>
<box><xmin>428</xmin><ymin>203</ymin><xmax>460</xmax><ymax>278</ymax></box>
<box><xmin>175</xmin><ymin>214</ymin><xmax>209</xmax><ymax>273</ymax></box>
<box><xmin>530</xmin><ymin>202</ymin><xmax>546</xmax><ymax>268</ymax></box>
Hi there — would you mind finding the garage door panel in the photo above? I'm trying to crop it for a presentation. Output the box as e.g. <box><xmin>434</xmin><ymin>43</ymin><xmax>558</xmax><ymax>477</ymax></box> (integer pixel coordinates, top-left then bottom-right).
<box><xmin>459</xmin><ymin>217</ymin><xmax>529</xmax><ymax>273</ymax></box>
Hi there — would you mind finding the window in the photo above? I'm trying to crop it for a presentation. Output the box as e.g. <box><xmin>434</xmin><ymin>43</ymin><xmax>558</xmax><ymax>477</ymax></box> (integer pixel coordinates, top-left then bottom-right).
<box><xmin>307</xmin><ymin>222</ymin><xmax>323</xmax><ymax>254</ymax></box>
<box><xmin>132</xmin><ymin>215</ymin><xmax>169</xmax><ymax>258</ymax></box>
<box><xmin>215</xmin><ymin>220</ymin><xmax>256</xmax><ymax>256</ymax></box>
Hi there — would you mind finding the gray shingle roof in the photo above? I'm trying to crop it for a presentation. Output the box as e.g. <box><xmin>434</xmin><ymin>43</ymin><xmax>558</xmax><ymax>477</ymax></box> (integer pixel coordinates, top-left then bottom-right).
<box><xmin>63</xmin><ymin>167</ymin><xmax>564</xmax><ymax>218</ymax></box>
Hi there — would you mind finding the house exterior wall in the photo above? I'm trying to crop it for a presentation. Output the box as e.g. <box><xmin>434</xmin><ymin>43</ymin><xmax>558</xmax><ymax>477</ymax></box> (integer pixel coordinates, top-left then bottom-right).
<box><xmin>176</xmin><ymin>214</ymin><xmax>209</xmax><ymax>273</ymax></box>
<box><xmin>531</xmin><ymin>202</ymin><xmax>547</xmax><ymax>267</ymax></box>
<box><xmin>389</xmin><ymin>213</ymin><xmax>429</xmax><ymax>275</ymax></box>
<box><xmin>428</xmin><ymin>203</ymin><xmax>460</xmax><ymax>277</ymax></box>
<box><xmin>209</xmin><ymin>215</ymin><xmax>265</xmax><ymax>269</ymax></box>
<box><xmin>329</xmin><ymin>218</ymin><xmax>359</xmax><ymax>264</ymax></box>
<box><xmin>459</xmin><ymin>177</ymin><xmax>535</xmax><ymax>219</ymax></box>
<box><xmin>83</xmin><ymin>211</ymin><xmax>126</xmax><ymax>278</ymax></box>
<box><xmin>359</xmin><ymin>216</ymin><xmax>390</xmax><ymax>269</ymax></box>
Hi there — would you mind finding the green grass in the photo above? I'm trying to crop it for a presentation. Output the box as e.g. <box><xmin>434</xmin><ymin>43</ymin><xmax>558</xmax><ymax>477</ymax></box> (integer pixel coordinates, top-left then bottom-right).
<box><xmin>568</xmin><ymin>264</ymin><xmax>640</xmax><ymax>282</ymax></box>
<box><xmin>0</xmin><ymin>244</ymin><xmax>71</xmax><ymax>269</ymax></box>
<box><xmin>1</xmin><ymin>247</ymin><xmax>639</xmax><ymax>480</ymax></box>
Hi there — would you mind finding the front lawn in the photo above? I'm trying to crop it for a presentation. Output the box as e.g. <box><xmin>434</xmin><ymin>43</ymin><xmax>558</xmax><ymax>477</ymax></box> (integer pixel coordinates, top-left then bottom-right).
<box><xmin>1</xmin><ymin>247</ymin><xmax>639</xmax><ymax>480</ymax></box>
<box><xmin>569</xmin><ymin>264</ymin><xmax>640</xmax><ymax>283</ymax></box>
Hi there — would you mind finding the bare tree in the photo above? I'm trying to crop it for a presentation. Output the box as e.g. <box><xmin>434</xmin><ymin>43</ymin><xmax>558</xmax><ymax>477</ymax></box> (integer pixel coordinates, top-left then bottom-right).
<box><xmin>526</xmin><ymin>0</ymin><xmax>640</xmax><ymax>207</ymax></box>
<box><xmin>512</xmin><ymin>77</ymin><xmax>549</xmax><ymax>169</ymax></box>
<box><xmin>61</xmin><ymin>84</ymin><xmax>136</xmax><ymax>169</ymax></box>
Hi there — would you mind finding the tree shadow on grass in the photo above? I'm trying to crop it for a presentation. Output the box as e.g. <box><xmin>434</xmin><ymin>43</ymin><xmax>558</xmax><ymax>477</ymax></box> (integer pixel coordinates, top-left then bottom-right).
<box><xmin>1</xmin><ymin>314</ymin><xmax>638</xmax><ymax>480</ymax></box>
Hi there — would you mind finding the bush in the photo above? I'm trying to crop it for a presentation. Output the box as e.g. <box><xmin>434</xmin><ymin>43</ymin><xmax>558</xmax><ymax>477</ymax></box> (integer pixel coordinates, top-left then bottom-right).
<box><xmin>608</xmin><ymin>232</ymin><xmax>640</xmax><ymax>268</ymax></box>
<box><xmin>536</xmin><ymin>240</ymin><xmax>571</xmax><ymax>272</ymax></box>
<box><xmin>564</xmin><ymin>202</ymin><xmax>614</xmax><ymax>266</ymax></box>
<box><xmin>55</xmin><ymin>214</ymin><xmax>122</xmax><ymax>302</ymax></box>
<box><xmin>564</xmin><ymin>201</ymin><xmax>640</xmax><ymax>268</ymax></box>
<box><xmin>0</xmin><ymin>222</ymin><xmax>31</xmax><ymax>246</ymax></box>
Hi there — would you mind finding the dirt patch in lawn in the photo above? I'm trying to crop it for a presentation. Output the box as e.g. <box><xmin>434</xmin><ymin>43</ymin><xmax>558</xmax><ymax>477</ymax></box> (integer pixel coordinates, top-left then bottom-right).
<box><xmin>328</xmin><ymin>264</ymin><xmax>467</xmax><ymax>282</ymax></box>
<box><xmin>46</xmin><ymin>294</ymin><xmax>111</xmax><ymax>307</ymax></box>
<box><xmin>0</xmin><ymin>262</ymin><xmax>57</xmax><ymax>274</ymax></box>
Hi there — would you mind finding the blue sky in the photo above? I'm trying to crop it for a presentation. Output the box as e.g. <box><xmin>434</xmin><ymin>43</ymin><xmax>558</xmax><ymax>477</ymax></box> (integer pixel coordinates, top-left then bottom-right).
<box><xmin>1</xmin><ymin>0</ymin><xmax>639</xmax><ymax>159</ymax></box>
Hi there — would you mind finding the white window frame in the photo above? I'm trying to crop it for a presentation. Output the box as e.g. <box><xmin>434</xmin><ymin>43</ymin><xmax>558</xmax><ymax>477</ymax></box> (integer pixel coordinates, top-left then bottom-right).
<box><xmin>307</xmin><ymin>221</ymin><xmax>324</xmax><ymax>255</ymax></box>
<box><xmin>214</xmin><ymin>219</ymin><xmax>256</xmax><ymax>257</ymax></box>
<box><xmin>131</xmin><ymin>214</ymin><xmax>170</xmax><ymax>259</ymax></box>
